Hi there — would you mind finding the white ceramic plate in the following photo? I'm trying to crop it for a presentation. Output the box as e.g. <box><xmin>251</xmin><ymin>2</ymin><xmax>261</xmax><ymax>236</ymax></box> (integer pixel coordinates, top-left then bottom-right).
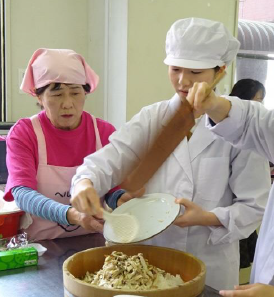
<box><xmin>104</xmin><ymin>193</ymin><xmax>180</xmax><ymax>244</ymax></box>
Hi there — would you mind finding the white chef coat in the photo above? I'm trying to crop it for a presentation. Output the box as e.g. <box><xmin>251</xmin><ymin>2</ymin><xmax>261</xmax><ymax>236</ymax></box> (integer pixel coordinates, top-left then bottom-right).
<box><xmin>72</xmin><ymin>94</ymin><xmax>271</xmax><ymax>290</ymax></box>
<box><xmin>206</xmin><ymin>96</ymin><xmax>274</xmax><ymax>286</ymax></box>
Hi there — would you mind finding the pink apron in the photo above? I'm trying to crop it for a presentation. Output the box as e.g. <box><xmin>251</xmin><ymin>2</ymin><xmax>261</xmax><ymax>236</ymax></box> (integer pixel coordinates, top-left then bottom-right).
<box><xmin>24</xmin><ymin>114</ymin><xmax>102</xmax><ymax>241</ymax></box>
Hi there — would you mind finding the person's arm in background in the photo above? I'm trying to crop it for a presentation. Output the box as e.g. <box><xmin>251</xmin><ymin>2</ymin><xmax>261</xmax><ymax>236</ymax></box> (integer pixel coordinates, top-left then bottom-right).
<box><xmin>186</xmin><ymin>82</ymin><xmax>274</xmax><ymax>297</ymax></box>
<box><xmin>12</xmin><ymin>186</ymin><xmax>70</xmax><ymax>225</ymax></box>
<box><xmin>12</xmin><ymin>186</ymin><xmax>103</xmax><ymax>232</ymax></box>
<box><xmin>187</xmin><ymin>82</ymin><xmax>274</xmax><ymax>162</ymax></box>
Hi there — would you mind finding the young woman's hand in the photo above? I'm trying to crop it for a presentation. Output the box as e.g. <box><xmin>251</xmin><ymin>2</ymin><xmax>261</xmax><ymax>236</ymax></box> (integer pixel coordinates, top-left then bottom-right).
<box><xmin>187</xmin><ymin>82</ymin><xmax>218</xmax><ymax>114</ymax></box>
<box><xmin>70</xmin><ymin>178</ymin><xmax>102</xmax><ymax>217</ymax></box>
<box><xmin>187</xmin><ymin>82</ymin><xmax>232</xmax><ymax>124</ymax></box>
<box><xmin>67</xmin><ymin>207</ymin><xmax>104</xmax><ymax>233</ymax></box>
<box><xmin>117</xmin><ymin>187</ymin><xmax>146</xmax><ymax>207</ymax></box>
<box><xmin>173</xmin><ymin>198</ymin><xmax>222</xmax><ymax>227</ymax></box>
<box><xmin>219</xmin><ymin>283</ymin><xmax>274</xmax><ymax>297</ymax></box>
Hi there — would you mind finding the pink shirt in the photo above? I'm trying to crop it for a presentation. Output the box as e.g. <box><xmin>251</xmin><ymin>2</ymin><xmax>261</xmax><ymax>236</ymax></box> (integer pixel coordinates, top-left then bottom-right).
<box><xmin>5</xmin><ymin>110</ymin><xmax>116</xmax><ymax>201</ymax></box>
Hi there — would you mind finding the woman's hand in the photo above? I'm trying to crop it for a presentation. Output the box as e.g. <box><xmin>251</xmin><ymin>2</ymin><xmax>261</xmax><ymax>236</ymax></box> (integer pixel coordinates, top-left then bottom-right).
<box><xmin>117</xmin><ymin>187</ymin><xmax>146</xmax><ymax>207</ymax></box>
<box><xmin>187</xmin><ymin>82</ymin><xmax>231</xmax><ymax>123</ymax></box>
<box><xmin>67</xmin><ymin>207</ymin><xmax>104</xmax><ymax>233</ymax></box>
<box><xmin>219</xmin><ymin>283</ymin><xmax>274</xmax><ymax>297</ymax></box>
<box><xmin>70</xmin><ymin>179</ymin><xmax>102</xmax><ymax>216</ymax></box>
<box><xmin>173</xmin><ymin>198</ymin><xmax>222</xmax><ymax>227</ymax></box>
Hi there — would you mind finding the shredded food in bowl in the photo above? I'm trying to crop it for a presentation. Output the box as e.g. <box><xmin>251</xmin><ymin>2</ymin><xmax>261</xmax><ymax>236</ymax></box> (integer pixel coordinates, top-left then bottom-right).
<box><xmin>82</xmin><ymin>251</ymin><xmax>184</xmax><ymax>290</ymax></box>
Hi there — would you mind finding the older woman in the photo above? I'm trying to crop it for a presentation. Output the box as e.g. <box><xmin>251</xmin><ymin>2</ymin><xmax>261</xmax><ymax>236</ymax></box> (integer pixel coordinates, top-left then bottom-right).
<box><xmin>3</xmin><ymin>48</ymin><xmax>134</xmax><ymax>241</ymax></box>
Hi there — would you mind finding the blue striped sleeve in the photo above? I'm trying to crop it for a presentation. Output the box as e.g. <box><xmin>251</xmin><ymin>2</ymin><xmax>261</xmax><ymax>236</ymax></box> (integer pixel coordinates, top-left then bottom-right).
<box><xmin>105</xmin><ymin>189</ymin><xmax>125</xmax><ymax>210</ymax></box>
<box><xmin>12</xmin><ymin>186</ymin><xmax>71</xmax><ymax>226</ymax></box>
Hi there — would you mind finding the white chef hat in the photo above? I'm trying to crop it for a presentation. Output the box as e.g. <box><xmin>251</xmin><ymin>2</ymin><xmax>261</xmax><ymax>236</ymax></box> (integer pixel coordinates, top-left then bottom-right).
<box><xmin>164</xmin><ymin>18</ymin><xmax>240</xmax><ymax>69</ymax></box>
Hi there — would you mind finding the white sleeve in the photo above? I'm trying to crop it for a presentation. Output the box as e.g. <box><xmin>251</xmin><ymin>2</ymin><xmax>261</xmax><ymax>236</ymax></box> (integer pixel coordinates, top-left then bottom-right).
<box><xmin>206</xmin><ymin>96</ymin><xmax>274</xmax><ymax>163</ymax></box>
<box><xmin>207</xmin><ymin>149</ymin><xmax>271</xmax><ymax>245</ymax></box>
<box><xmin>71</xmin><ymin>107</ymin><xmax>153</xmax><ymax>197</ymax></box>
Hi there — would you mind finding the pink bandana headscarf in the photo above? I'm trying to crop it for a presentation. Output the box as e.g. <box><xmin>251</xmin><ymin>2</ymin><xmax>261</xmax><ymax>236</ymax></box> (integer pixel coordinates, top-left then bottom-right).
<box><xmin>20</xmin><ymin>48</ymin><xmax>99</xmax><ymax>96</ymax></box>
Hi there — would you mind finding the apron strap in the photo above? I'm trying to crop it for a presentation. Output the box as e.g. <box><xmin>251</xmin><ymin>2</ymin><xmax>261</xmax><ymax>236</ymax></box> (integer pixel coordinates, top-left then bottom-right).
<box><xmin>30</xmin><ymin>115</ymin><xmax>47</xmax><ymax>165</ymax></box>
<box><xmin>91</xmin><ymin>115</ymin><xmax>103</xmax><ymax>150</ymax></box>
<box><xmin>31</xmin><ymin>114</ymin><xmax>102</xmax><ymax>165</ymax></box>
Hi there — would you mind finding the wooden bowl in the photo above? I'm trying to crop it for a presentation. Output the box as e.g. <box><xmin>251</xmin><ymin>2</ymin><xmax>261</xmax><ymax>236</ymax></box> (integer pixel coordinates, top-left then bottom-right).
<box><xmin>63</xmin><ymin>244</ymin><xmax>206</xmax><ymax>297</ymax></box>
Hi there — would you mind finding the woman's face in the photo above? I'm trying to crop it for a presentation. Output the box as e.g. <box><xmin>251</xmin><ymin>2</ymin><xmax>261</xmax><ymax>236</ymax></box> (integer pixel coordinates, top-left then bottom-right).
<box><xmin>168</xmin><ymin>66</ymin><xmax>216</xmax><ymax>100</ymax></box>
<box><xmin>38</xmin><ymin>83</ymin><xmax>86</xmax><ymax>130</ymax></box>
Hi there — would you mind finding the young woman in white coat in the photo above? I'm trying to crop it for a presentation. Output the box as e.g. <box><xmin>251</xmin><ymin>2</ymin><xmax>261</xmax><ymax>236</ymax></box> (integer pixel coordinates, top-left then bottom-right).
<box><xmin>70</xmin><ymin>18</ymin><xmax>271</xmax><ymax>290</ymax></box>
<box><xmin>186</xmin><ymin>81</ymin><xmax>274</xmax><ymax>296</ymax></box>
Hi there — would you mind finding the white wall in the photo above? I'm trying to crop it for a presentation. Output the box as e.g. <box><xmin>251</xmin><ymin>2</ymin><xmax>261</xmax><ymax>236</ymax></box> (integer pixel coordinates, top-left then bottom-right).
<box><xmin>87</xmin><ymin>0</ymin><xmax>107</xmax><ymax>120</ymax></box>
<box><xmin>94</xmin><ymin>0</ymin><xmax>239</xmax><ymax>128</ymax></box>
<box><xmin>6</xmin><ymin>0</ymin><xmax>90</xmax><ymax>121</ymax></box>
<box><xmin>105</xmin><ymin>0</ymin><xmax>128</xmax><ymax>129</ymax></box>
<box><xmin>5</xmin><ymin>0</ymin><xmax>239</xmax><ymax>129</ymax></box>
<box><xmin>125</xmin><ymin>0</ymin><xmax>239</xmax><ymax>121</ymax></box>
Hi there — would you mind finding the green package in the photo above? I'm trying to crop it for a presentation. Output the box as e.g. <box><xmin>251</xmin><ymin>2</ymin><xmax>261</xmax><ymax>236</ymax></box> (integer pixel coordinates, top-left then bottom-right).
<box><xmin>0</xmin><ymin>247</ymin><xmax>38</xmax><ymax>271</ymax></box>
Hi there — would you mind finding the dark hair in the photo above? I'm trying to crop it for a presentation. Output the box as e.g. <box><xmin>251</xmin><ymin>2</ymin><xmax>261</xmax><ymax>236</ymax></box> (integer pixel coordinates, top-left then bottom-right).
<box><xmin>35</xmin><ymin>83</ymin><xmax>91</xmax><ymax>96</ymax></box>
<box><xmin>229</xmin><ymin>79</ymin><xmax>266</xmax><ymax>101</ymax></box>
